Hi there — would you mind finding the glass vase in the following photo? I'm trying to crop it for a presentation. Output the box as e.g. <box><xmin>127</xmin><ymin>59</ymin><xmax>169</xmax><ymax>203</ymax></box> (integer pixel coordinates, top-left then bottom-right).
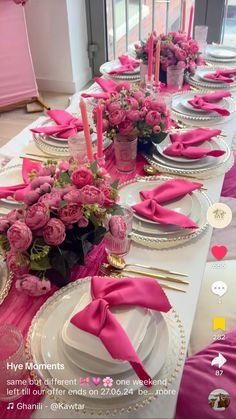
<box><xmin>114</xmin><ymin>135</ymin><xmax>137</xmax><ymax>174</ymax></box>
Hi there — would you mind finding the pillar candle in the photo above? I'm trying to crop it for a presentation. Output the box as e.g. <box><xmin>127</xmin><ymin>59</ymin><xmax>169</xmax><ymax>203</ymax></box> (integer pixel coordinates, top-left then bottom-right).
<box><xmin>181</xmin><ymin>0</ymin><xmax>186</xmax><ymax>32</ymax></box>
<box><xmin>147</xmin><ymin>32</ymin><xmax>154</xmax><ymax>81</ymax></box>
<box><xmin>79</xmin><ymin>98</ymin><xmax>94</xmax><ymax>161</ymax></box>
<box><xmin>154</xmin><ymin>41</ymin><xmax>160</xmax><ymax>82</ymax></box>
<box><xmin>187</xmin><ymin>5</ymin><xmax>194</xmax><ymax>40</ymax></box>
<box><xmin>96</xmin><ymin>102</ymin><xmax>103</xmax><ymax>160</ymax></box>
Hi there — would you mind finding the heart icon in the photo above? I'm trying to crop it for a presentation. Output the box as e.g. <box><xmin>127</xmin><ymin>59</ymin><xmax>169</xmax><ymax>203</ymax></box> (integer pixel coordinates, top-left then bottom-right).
<box><xmin>211</xmin><ymin>245</ymin><xmax>228</xmax><ymax>260</ymax></box>
<box><xmin>92</xmin><ymin>377</ymin><xmax>101</xmax><ymax>386</ymax></box>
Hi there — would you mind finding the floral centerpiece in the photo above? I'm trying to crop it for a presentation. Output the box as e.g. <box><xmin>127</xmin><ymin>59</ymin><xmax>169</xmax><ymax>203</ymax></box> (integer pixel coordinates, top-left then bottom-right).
<box><xmin>135</xmin><ymin>31</ymin><xmax>200</xmax><ymax>83</ymax></box>
<box><xmin>0</xmin><ymin>160</ymin><xmax>122</xmax><ymax>296</ymax></box>
<box><xmin>94</xmin><ymin>82</ymin><xmax>171</xmax><ymax>150</ymax></box>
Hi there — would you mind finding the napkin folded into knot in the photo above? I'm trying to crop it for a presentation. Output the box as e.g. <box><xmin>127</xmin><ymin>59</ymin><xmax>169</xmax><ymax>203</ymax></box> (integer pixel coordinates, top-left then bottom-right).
<box><xmin>188</xmin><ymin>91</ymin><xmax>232</xmax><ymax>115</ymax></box>
<box><xmin>31</xmin><ymin>110</ymin><xmax>83</xmax><ymax>139</ymax></box>
<box><xmin>71</xmin><ymin>276</ymin><xmax>171</xmax><ymax>386</ymax></box>
<box><xmin>204</xmin><ymin>68</ymin><xmax>236</xmax><ymax>84</ymax></box>
<box><xmin>0</xmin><ymin>159</ymin><xmax>41</xmax><ymax>201</ymax></box>
<box><xmin>132</xmin><ymin>179</ymin><xmax>202</xmax><ymax>228</ymax></box>
<box><xmin>108</xmin><ymin>55</ymin><xmax>139</xmax><ymax>75</ymax></box>
<box><xmin>164</xmin><ymin>128</ymin><xmax>225</xmax><ymax>159</ymax></box>
<box><xmin>81</xmin><ymin>78</ymin><xmax>118</xmax><ymax>99</ymax></box>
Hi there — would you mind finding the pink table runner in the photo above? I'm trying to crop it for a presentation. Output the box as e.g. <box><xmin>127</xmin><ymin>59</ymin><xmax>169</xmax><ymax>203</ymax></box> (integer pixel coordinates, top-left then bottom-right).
<box><xmin>0</xmin><ymin>146</ymin><xmax>147</xmax><ymax>418</ymax></box>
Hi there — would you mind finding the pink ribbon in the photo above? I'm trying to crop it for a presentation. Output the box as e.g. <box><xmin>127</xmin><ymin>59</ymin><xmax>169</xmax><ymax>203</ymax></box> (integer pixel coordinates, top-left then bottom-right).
<box><xmin>204</xmin><ymin>68</ymin><xmax>236</xmax><ymax>84</ymax></box>
<box><xmin>188</xmin><ymin>91</ymin><xmax>232</xmax><ymax>115</ymax></box>
<box><xmin>31</xmin><ymin>110</ymin><xmax>83</xmax><ymax>139</ymax></box>
<box><xmin>132</xmin><ymin>179</ymin><xmax>202</xmax><ymax>228</ymax></box>
<box><xmin>164</xmin><ymin>128</ymin><xmax>225</xmax><ymax>159</ymax></box>
<box><xmin>71</xmin><ymin>276</ymin><xmax>171</xmax><ymax>386</ymax></box>
<box><xmin>0</xmin><ymin>159</ymin><xmax>41</xmax><ymax>201</ymax></box>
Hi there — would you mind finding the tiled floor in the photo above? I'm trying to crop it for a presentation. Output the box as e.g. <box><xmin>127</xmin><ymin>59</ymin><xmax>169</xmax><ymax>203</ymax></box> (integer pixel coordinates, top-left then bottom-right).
<box><xmin>0</xmin><ymin>92</ymin><xmax>70</xmax><ymax>148</ymax></box>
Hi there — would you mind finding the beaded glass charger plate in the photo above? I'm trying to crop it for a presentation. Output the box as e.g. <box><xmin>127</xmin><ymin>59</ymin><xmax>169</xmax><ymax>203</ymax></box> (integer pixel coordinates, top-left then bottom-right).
<box><xmin>185</xmin><ymin>67</ymin><xmax>236</xmax><ymax>90</ymax></box>
<box><xmin>26</xmin><ymin>277</ymin><xmax>185</xmax><ymax>417</ymax></box>
<box><xmin>0</xmin><ymin>259</ymin><xmax>13</xmax><ymax>305</ymax></box>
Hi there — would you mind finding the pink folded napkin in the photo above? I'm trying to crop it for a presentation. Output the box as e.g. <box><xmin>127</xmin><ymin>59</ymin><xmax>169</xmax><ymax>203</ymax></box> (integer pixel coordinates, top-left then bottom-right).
<box><xmin>31</xmin><ymin>110</ymin><xmax>83</xmax><ymax>139</ymax></box>
<box><xmin>71</xmin><ymin>276</ymin><xmax>171</xmax><ymax>385</ymax></box>
<box><xmin>94</xmin><ymin>77</ymin><xmax>118</xmax><ymax>92</ymax></box>
<box><xmin>188</xmin><ymin>91</ymin><xmax>232</xmax><ymax>115</ymax></box>
<box><xmin>108</xmin><ymin>55</ymin><xmax>139</xmax><ymax>75</ymax></box>
<box><xmin>132</xmin><ymin>179</ymin><xmax>202</xmax><ymax>228</ymax></box>
<box><xmin>81</xmin><ymin>92</ymin><xmax>110</xmax><ymax>99</ymax></box>
<box><xmin>164</xmin><ymin>128</ymin><xmax>225</xmax><ymax>159</ymax></box>
<box><xmin>0</xmin><ymin>159</ymin><xmax>41</xmax><ymax>200</ymax></box>
<box><xmin>204</xmin><ymin>68</ymin><xmax>236</xmax><ymax>83</ymax></box>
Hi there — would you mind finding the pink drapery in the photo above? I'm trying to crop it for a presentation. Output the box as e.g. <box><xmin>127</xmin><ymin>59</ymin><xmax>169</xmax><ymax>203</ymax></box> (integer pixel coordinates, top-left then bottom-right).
<box><xmin>0</xmin><ymin>0</ymin><xmax>38</xmax><ymax>107</ymax></box>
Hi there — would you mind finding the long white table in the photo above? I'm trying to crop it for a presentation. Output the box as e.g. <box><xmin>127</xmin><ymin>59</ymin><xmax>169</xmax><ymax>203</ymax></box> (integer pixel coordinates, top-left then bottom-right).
<box><xmin>1</xmin><ymin>91</ymin><xmax>236</xmax><ymax>419</ymax></box>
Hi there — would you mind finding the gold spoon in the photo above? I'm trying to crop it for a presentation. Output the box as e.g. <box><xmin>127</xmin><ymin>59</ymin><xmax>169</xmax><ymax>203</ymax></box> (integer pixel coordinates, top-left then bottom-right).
<box><xmin>102</xmin><ymin>263</ymin><xmax>189</xmax><ymax>285</ymax></box>
<box><xmin>107</xmin><ymin>254</ymin><xmax>188</xmax><ymax>278</ymax></box>
<box><xmin>100</xmin><ymin>265</ymin><xmax>186</xmax><ymax>293</ymax></box>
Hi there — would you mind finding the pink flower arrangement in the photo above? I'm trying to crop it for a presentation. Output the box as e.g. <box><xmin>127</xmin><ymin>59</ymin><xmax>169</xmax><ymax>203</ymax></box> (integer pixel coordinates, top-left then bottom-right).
<box><xmin>94</xmin><ymin>84</ymin><xmax>170</xmax><ymax>141</ymax></box>
<box><xmin>0</xmin><ymin>160</ymin><xmax>121</xmax><ymax>296</ymax></box>
<box><xmin>135</xmin><ymin>31</ymin><xmax>200</xmax><ymax>76</ymax></box>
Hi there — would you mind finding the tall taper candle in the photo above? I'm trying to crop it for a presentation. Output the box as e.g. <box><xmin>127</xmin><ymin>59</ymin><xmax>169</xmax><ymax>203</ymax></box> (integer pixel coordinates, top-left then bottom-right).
<box><xmin>154</xmin><ymin>41</ymin><xmax>160</xmax><ymax>82</ymax></box>
<box><xmin>181</xmin><ymin>0</ymin><xmax>186</xmax><ymax>32</ymax></box>
<box><xmin>96</xmin><ymin>102</ymin><xmax>103</xmax><ymax>161</ymax></box>
<box><xmin>147</xmin><ymin>32</ymin><xmax>154</xmax><ymax>81</ymax></box>
<box><xmin>187</xmin><ymin>5</ymin><xmax>194</xmax><ymax>40</ymax></box>
<box><xmin>79</xmin><ymin>98</ymin><xmax>94</xmax><ymax>161</ymax></box>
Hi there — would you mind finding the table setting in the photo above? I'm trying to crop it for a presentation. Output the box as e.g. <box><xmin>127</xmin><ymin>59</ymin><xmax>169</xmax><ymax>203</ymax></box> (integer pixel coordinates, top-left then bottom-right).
<box><xmin>1</xmin><ymin>15</ymin><xmax>236</xmax><ymax>419</ymax></box>
<box><xmin>205</xmin><ymin>45</ymin><xmax>236</xmax><ymax>66</ymax></box>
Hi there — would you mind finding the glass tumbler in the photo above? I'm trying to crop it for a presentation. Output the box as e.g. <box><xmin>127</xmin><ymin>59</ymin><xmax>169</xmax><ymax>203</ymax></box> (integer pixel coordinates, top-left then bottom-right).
<box><xmin>0</xmin><ymin>324</ymin><xmax>28</xmax><ymax>401</ymax></box>
<box><xmin>194</xmin><ymin>25</ymin><xmax>208</xmax><ymax>43</ymax></box>
<box><xmin>167</xmin><ymin>66</ymin><xmax>184</xmax><ymax>90</ymax></box>
<box><xmin>68</xmin><ymin>133</ymin><xmax>88</xmax><ymax>163</ymax></box>
<box><xmin>114</xmin><ymin>135</ymin><xmax>137</xmax><ymax>174</ymax></box>
<box><xmin>104</xmin><ymin>205</ymin><xmax>133</xmax><ymax>256</ymax></box>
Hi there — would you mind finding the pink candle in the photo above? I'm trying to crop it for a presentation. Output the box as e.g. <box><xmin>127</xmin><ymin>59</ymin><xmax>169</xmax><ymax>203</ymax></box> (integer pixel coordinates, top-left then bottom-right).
<box><xmin>181</xmin><ymin>0</ymin><xmax>186</xmax><ymax>32</ymax></box>
<box><xmin>154</xmin><ymin>41</ymin><xmax>160</xmax><ymax>82</ymax></box>
<box><xmin>96</xmin><ymin>102</ymin><xmax>103</xmax><ymax>161</ymax></box>
<box><xmin>79</xmin><ymin>98</ymin><xmax>94</xmax><ymax>161</ymax></box>
<box><xmin>147</xmin><ymin>33</ymin><xmax>154</xmax><ymax>81</ymax></box>
<box><xmin>187</xmin><ymin>5</ymin><xmax>194</xmax><ymax>40</ymax></box>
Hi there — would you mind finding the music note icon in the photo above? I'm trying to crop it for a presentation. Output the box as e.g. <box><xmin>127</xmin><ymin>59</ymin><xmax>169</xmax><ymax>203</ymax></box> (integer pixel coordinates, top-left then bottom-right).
<box><xmin>7</xmin><ymin>402</ymin><xmax>14</xmax><ymax>410</ymax></box>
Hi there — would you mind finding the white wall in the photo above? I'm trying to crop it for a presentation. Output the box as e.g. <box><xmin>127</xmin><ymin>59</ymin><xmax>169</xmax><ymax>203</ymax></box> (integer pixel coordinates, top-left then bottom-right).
<box><xmin>25</xmin><ymin>0</ymin><xmax>91</xmax><ymax>93</ymax></box>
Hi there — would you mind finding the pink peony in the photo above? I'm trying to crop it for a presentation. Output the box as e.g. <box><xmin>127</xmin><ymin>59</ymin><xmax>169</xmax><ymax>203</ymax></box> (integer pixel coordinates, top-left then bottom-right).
<box><xmin>150</xmin><ymin>101</ymin><xmax>167</xmax><ymax>113</ymax></box>
<box><xmin>43</xmin><ymin>218</ymin><xmax>66</xmax><ymax>246</ymax></box>
<box><xmin>25</xmin><ymin>202</ymin><xmax>49</xmax><ymax>230</ymax></box>
<box><xmin>139</xmin><ymin>107</ymin><xmax>148</xmax><ymax>118</ymax></box>
<box><xmin>6</xmin><ymin>251</ymin><xmax>30</xmax><ymax>277</ymax></box>
<box><xmin>39</xmin><ymin>183</ymin><xmax>51</xmax><ymax>194</ymax></box>
<box><xmin>59</xmin><ymin>160</ymin><xmax>70</xmax><ymax>171</ymax></box>
<box><xmin>115</xmin><ymin>81</ymin><xmax>131</xmax><ymax>92</ymax></box>
<box><xmin>189</xmin><ymin>40</ymin><xmax>199</xmax><ymax>54</ymax></box>
<box><xmin>100</xmin><ymin>184</ymin><xmax>117</xmax><ymax>207</ymax></box>
<box><xmin>132</xmin><ymin>91</ymin><xmax>145</xmax><ymax>103</ymax></box>
<box><xmin>145</xmin><ymin>110</ymin><xmax>161</xmax><ymax>127</ymax></box>
<box><xmin>0</xmin><ymin>217</ymin><xmax>10</xmax><ymax>233</ymax></box>
<box><xmin>173</xmin><ymin>32</ymin><xmax>186</xmax><ymax>43</ymax></box>
<box><xmin>118</xmin><ymin>120</ymin><xmax>134</xmax><ymax>135</ymax></box>
<box><xmin>107</xmin><ymin>102</ymin><xmax>121</xmax><ymax>112</ymax></box>
<box><xmin>7</xmin><ymin>209</ymin><xmax>24</xmax><ymax>225</ymax></box>
<box><xmin>174</xmin><ymin>48</ymin><xmax>187</xmax><ymax>61</ymax></box>
<box><xmin>7</xmin><ymin>221</ymin><xmax>32</xmax><ymax>252</ymax></box>
<box><xmin>71</xmin><ymin>167</ymin><xmax>93</xmax><ymax>189</ymax></box>
<box><xmin>108</xmin><ymin>109</ymin><xmax>125</xmax><ymax>126</ymax></box>
<box><xmin>64</xmin><ymin>189</ymin><xmax>81</xmax><ymax>203</ymax></box>
<box><xmin>126</xmin><ymin>110</ymin><xmax>140</xmax><ymax>121</ymax></box>
<box><xmin>78</xmin><ymin>217</ymin><xmax>89</xmax><ymax>228</ymax></box>
<box><xmin>109</xmin><ymin>215</ymin><xmax>127</xmax><ymax>239</ymax></box>
<box><xmin>124</xmin><ymin>97</ymin><xmax>139</xmax><ymax>110</ymax></box>
<box><xmin>144</xmin><ymin>98</ymin><xmax>153</xmax><ymax>109</ymax></box>
<box><xmin>15</xmin><ymin>275</ymin><xmax>51</xmax><ymax>297</ymax></box>
<box><xmin>30</xmin><ymin>176</ymin><xmax>54</xmax><ymax>190</ymax></box>
<box><xmin>59</xmin><ymin>203</ymin><xmax>83</xmax><ymax>224</ymax></box>
<box><xmin>78</xmin><ymin>185</ymin><xmax>105</xmax><ymax>205</ymax></box>
<box><xmin>24</xmin><ymin>190</ymin><xmax>41</xmax><ymax>206</ymax></box>
<box><xmin>39</xmin><ymin>191</ymin><xmax>62</xmax><ymax>208</ymax></box>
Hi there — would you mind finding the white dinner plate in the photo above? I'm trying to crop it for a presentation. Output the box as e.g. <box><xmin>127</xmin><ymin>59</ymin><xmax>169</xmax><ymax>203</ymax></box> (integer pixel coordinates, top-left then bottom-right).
<box><xmin>197</xmin><ymin>68</ymin><xmax>236</xmax><ymax>84</ymax></box>
<box><xmin>100</xmin><ymin>60</ymin><xmax>140</xmax><ymax>76</ymax></box>
<box><xmin>180</xmin><ymin>96</ymin><xmax>230</xmax><ymax>115</ymax></box>
<box><xmin>155</xmin><ymin>135</ymin><xmax>214</xmax><ymax>163</ymax></box>
<box><xmin>0</xmin><ymin>163</ymin><xmax>24</xmax><ymax>206</ymax></box>
<box><xmin>208</xmin><ymin>47</ymin><xmax>236</xmax><ymax>59</ymax></box>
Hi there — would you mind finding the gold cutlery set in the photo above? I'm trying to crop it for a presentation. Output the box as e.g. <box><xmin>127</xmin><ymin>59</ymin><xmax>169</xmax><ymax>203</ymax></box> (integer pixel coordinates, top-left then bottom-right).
<box><xmin>100</xmin><ymin>254</ymin><xmax>189</xmax><ymax>293</ymax></box>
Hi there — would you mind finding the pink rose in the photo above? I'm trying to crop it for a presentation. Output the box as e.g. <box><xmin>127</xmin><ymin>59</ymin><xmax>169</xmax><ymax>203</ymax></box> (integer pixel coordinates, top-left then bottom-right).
<box><xmin>126</xmin><ymin>110</ymin><xmax>140</xmax><ymax>121</ymax></box>
<box><xmin>0</xmin><ymin>217</ymin><xmax>10</xmax><ymax>233</ymax></box>
<box><xmin>115</xmin><ymin>81</ymin><xmax>131</xmax><ymax>92</ymax></box>
<box><xmin>43</xmin><ymin>218</ymin><xmax>66</xmax><ymax>245</ymax></box>
<box><xmin>144</xmin><ymin>98</ymin><xmax>152</xmax><ymax>109</ymax></box>
<box><xmin>145</xmin><ymin>110</ymin><xmax>161</xmax><ymax>126</ymax></box>
<box><xmin>71</xmin><ymin>167</ymin><xmax>93</xmax><ymax>189</ymax></box>
<box><xmin>64</xmin><ymin>189</ymin><xmax>81</xmax><ymax>203</ymax></box>
<box><xmin>39</xmin><ymin>191</ymin><xmax>62</xmax><ymax>208</ymax></box>
<box><xmin>108</xmin><ymin>109</ymin><xmax>125</xmax><ymax>126</ymax></box>
<box><xmin>150</xmin><ymin>101</ymin><xmax>167</xmax><ymax>113</ymax></box>
<box><xmin>16</xmin><ymin>275</ymin><xmax>51</xmax><ymax>297</ymax></box>
<box><xmin>107</xmin><ymin>102</ymin><xmax>121</xmax><ymax>112</ymax></box>
<box><xmin>6</xmin><ymin>251</ymin><xmax>30</xmax><ymax>277</ymax></box>
<box><xmin>139</xmin><ymin>107</ymin><xmax>148</xmax><ymax>118</ymax></box>
<box><xmin>7</xmin><ymin>221</ymin><xmax>32</xmax><ymax>252</ymax></box>
<box><xmin>78</xmin><ymin>217</ymin><xmax>89</xmax><ymax>228</ymax></box>
<box><xmin>59</xmin><ymin>203</ymin><xmax>83</xmax><ymax>224</ymax></box>
<box><xmin>59</xmin><ymin>160</ymin><xmax>70</xmax><ymax>171</ymax></box>
<box><xmin>78</xmin><ymin>185</ymin><xmax>104</xmax><ymax>205</ymax></box>
<box><xmin>118</xmin><ymin>120</ymin><xmax>134</xmax><ymax>135</ymax></box>
<box><xmin>124</xmin><ymin>97</ymin><xmax>139</xmax><ymax>110</ymax></box>
<box><xmin>109</xmin><ymin>215</ymin><xmax>127</xmax><ymax>239</ymax></box>
<box><xmin>7</xmin><ymin>209</ymin><xmax>24</xmax><ymax>225</ymax></box>
<box><xmin>174</xmin><ymin>48</ymin><xmax>187</xmax><ymax>61</ymax></box>
<box><xmin>25</xmin><ymin>202</ymin><xmax>49</xmax><ymax>230</ymax></box>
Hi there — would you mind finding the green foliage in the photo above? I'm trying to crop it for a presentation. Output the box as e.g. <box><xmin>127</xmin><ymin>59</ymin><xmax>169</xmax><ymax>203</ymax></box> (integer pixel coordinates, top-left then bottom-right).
<box><xmin>30</xmin><ymin>238</ymin><xmax>50</xmax><ymax>261</ymax></box>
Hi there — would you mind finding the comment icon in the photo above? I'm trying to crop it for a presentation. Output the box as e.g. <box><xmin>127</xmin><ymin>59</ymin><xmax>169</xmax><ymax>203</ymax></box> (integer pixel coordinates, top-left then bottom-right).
<box><xmin>211</xmin><ymin>281</ymin><xmax>228</xmax><ymax>302</ymax></box>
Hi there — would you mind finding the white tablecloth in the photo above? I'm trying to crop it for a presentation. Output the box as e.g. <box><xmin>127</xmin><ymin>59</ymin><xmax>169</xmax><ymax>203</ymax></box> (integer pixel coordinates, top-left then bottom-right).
<box><xmin>1</xmin><ymin>91</ymin><xmax>236</xmax><ymax>419</ymax></box>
